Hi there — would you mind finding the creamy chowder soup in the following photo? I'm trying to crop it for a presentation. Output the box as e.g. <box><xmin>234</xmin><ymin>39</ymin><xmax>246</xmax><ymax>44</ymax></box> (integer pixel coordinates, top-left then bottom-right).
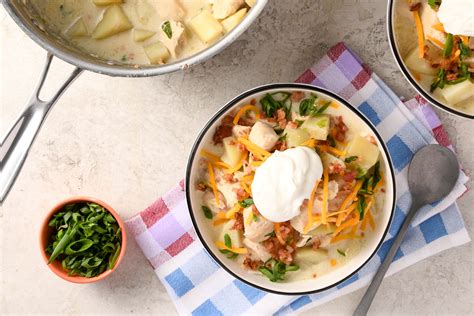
<box><xmin>28</xmin><ymin>0</ymin><xmax>255</xmax><ymax>65</ymax></box>
<box><xmin>397</xmin><ymin>0</ymin><xmax>474</xmax><ymax>113</ymax></box>
<box><xmin>195</xmin><ymin>90</ymin><xmax>387</xmax><ymax>282</ymax></box>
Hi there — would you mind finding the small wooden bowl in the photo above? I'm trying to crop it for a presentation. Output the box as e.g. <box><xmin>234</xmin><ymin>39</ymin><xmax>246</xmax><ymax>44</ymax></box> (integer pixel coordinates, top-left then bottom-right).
<box><xmin>39</xmin><ymin>196</ymin><xmax>127</xmax><ymax>283</ymax></box>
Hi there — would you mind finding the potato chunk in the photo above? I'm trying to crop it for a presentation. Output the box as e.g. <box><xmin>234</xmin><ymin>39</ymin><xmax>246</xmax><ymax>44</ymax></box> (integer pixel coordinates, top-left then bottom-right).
<box><xmin>249</xmin><ymin>121</ymin><xmax>279</xmax><ymax>151</ymax></box>
<box><xmin>221</xmin><ymin>136</ymin><xmax>246</xmax><ymax>168</ymax></box>
<box><xmin>135</xmin><ymin>0</ymin><xmax>156</xmax><ymax>25</ymax></box>
<box><xmin>133</xmin><ymin>29</ymin><xmax>156</xmax><ymax>42</ymax></box>
<box><xmin>92</xmin><ymin>0</ymin><xmax>123</xmax><ymax>6</ymax></box>
<box><xmin>301</xmin><ymin>115</ymin><xmax>330</xmax><ymax>140</ymax></box>
<box><xmin>66</xmin><ymin>18</ymin><xmax>88</xmax><ymax>38</ymax></box>
<box><xmin>211</xmin><ymin>0</ymin><xmax>245</xmax><ymax>19</ymax></box>
<box><xmin>144</xmin><ymin>42</ymin><xmax>170</xmax><ymax>64</ymax></box>
<box><xmin>345</xmin><ymin>136</ymin><xmax>380</xmax><ymax>170</ymax></box>
<box><xmin>284</xmin><ymin>127</ymin><xmax>310</xmax><ymax>148</ymax></box>
<box><xmin>188</xmin><ymin>10</ymin><xmax>224</xmax><ymax>44</ymax></box>
<box><xmin>221</xmin><ymin>8</ymin><xmax>247</xmax><ymax>33</ymax></box>
<box><xmin>438</xmin><ymin>80</ymin><xmax>474</xmax><ymax>105</ymax></box>
<box><xmin>92</xmin><ymin>5</ymin><xmax>133</xmax><ymax>40</ymax></box>
<box><xmin>405</xmin><ymin>48</ymin><xmax>437</xmax><ymax>75</ymax></box>
<box><xmin>245</xmin><ymin>0</ymin><xmax>257</xmax><ymax>7</ymax></box>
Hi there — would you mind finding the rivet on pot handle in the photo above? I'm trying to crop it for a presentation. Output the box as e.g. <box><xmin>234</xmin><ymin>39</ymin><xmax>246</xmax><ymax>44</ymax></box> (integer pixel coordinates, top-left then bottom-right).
<box><xmin>0</xmin><ymin>53</ymin><xmax>83</xmax><ymax>204</ymax></box>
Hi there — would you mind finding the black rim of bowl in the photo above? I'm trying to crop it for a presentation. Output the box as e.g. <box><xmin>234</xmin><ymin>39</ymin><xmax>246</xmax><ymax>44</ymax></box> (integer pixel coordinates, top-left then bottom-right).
<box><xmin>185</xmin><ymin>83</ymin><xmax>396</xmax><ymax>295</ymax></box>
<box><xmin>386</xmin><ymin>0</ymin><xmax>474</xmax><ymax>120</ymax></box>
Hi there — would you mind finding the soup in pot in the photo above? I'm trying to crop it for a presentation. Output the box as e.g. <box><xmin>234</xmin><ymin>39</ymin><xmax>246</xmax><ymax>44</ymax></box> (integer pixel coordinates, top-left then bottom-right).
<box><xmin>28</xmin><ymin>0</ymin><xmax>255</xmax><ymax>65</ymax></box>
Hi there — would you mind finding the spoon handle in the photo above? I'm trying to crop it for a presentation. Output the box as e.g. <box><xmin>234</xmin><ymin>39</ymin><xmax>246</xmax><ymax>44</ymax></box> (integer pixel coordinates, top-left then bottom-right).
<box><xmin>353</xmin><ymin>201</ymin><xmax>422</xmax><ymax>316</ymax></box>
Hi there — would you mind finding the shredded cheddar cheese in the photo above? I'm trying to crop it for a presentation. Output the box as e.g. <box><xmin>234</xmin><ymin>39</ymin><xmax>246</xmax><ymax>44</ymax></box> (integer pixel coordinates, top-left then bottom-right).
<box><xmin>301</xmin><ymin>138</ymin><xmax>317</xmax><ymax>149</ymax></box>
<box><xmin>207</xmin><ymin>162</ymin><xmax>220</xmax><ymax>205</ymax></box>
<box><xmin>200</xmin><ymin>149</ymin><xmax>221</xmax><ymax>162</ymax></box>
<box><xmin>333</xmin><ymin>217</ymin><xmax>360</xmax><ymax>237</ymax></box>
<box><xmin>432</xmin><ymin>22</ymin><xmax>445</xmax><ymax>33</ymax></box>
<box><xmin>328</xmin><ymin>202</ymin><xmax>357</xmax><ymax>217</ymax></box>
<box><xmin>451</xmin><ymin>49</ymin><xmax>461</xmax><ymax>62</ymax></box>
<box><xmin>316</xmin><ymin>144</ymin><xmax>347</xmax><ymax>157</ymax></box>
<box><xmin>238</xmin><ymin>137</ymin><xmax>271</xmax><ymax>160</ymax></box>
<box><xmin>413</xmin><ymin>10</ymin><xmax>425</xmax><ymax>58</ymax></box>
<box><xmin>461</xmin><ymin>36</ymin><xmax>469</xmax><ymax>44</ymax></box>
<box><xmin>330</xmin><ymin>259</ymin><xmax>337</xmax><ymax>266</ymax></box>
<box><xmin>368</xmin><ymin>209</ymin><xmax>375</xmax><ymax>230</ymax></box>
<box><xmin>245</xmin><ymin>212</ymin><xmax>254</xmax><ymax>225</ymax></box>
<box><xmin>337</xmin><ymin>181</ymin><xmax>363</xmax><ymax>214</ymax></box>
<box><xmin>233</xmin><ymin>105</ymin><xmax>261</xmax><ymax>125</ymax></box>
<box><xmin>215</xmin><ymin>241</ymin><xmax>248</xmax><ymax>254</ymax></box>
<box><xmin>216</xmin><ymin>211</ymin><xmax>227</xmax><ymax>219</ymax></box>
<box><xmin>426</xmin><ymin>35</ymin><xmax>445</xmax><ymax>49</ymax></box>
<box><xmin>250</xmin><ymin>160</ymin><xmax>263</xmax><ymax>167</ymax></box>
<box><xmin>240</xmin><ymin>180</ymin><xmax>252</xmax><ymax>195</ymax></box>
<box><xmin>225</xmin><ymin>204</ymin><xmax>242</xmax><ymax>219</ymax></box>
<box><xmin>212</xmin><ymin>161</ymin><xmax>232</xmax><ymax>169</ymax></box>
<box><xmin>330</xmin><ymin>233</ymin><xmax>362</xmax><ymax>244</ymax></box>
<box><xmin>321</xmin><ymin>168</ymin><xmax>329</xmax><ymax>225</ymax></box>
<box><xmin>212</xmin><ymin>218</ymin><xmax>229</xmax><ymax>226</ymax></box>
<box><xmin>224</xmin><ymin>152</ymin><xmax>248</xmax><ymax>174</ymax></box>
<box><xmin>274</xmin><ymin>223</ymin><xmax>286</xmax><ymax>245</ymax></box>
<box><xmin>360</xmin><ymin>199</ymin><xmax>373</xmax><ymax>232</ymax></box>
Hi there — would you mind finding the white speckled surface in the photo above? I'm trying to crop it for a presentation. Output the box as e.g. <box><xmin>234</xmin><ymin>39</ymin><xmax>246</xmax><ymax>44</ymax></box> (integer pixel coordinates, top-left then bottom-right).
<box><xmin>1</xmin><ymin>1</ymin><xmax>472</xmax><ymax>315</ymax></box>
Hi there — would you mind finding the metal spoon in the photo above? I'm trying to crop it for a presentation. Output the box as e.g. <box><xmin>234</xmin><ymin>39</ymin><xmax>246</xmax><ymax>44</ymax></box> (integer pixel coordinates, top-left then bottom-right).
<box><xmin>354</xmin><ymin>144</ymin><xmax>460</xmax><ymax>316</ymax></box>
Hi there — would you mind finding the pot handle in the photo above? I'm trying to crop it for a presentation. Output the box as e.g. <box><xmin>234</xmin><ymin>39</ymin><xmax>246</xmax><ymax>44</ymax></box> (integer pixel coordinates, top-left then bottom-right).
<box><xmin>0</xmin><ymin>53</ymin><xmax>83</xmax><ymax>203</ymax></box>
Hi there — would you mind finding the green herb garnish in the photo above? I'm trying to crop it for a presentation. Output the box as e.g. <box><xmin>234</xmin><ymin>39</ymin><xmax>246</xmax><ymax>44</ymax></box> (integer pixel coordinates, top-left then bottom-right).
<box><xmin>258</xmin><ymin>259</ymin><xmax>299</xmax><ymax>282</ymax></box>
<box><xmin>279</xmin><ymin>133</ymin><xmax>288</xmax><ymax>142</ymax></box>
<box><xmin>202</xmin><ymin>205</ymin><xmax>213</xmax><ymax>219</ymax></box>
<box><xmin>443</xmin><ymin>33</ymin><xmax>454</xmax><ymax>58</ymax></box>
<box><xmin>265</xmin><ymin>231</ymin><xmax>276</xmax><ymax>238</ymax></box>
<box><xmin>428</xmin><ymin>0</ymin><xmax>441</xmax><ymax>9</ymax></box>
<box><xmin>162</xmin><ymin>21</ymin><xmax>172</xmax><ymax>39</ymax></box>
<box><xmin>355</xmin><ymin>167</ymin><xmax>367</xmax><ymax>179</ymax></box>
<box><xmin>252</xmin><ymin>214</ymin><xmax>259</xmax><ymax>222</ymax></box>
<box><xmin>299</xmin><ymin>94</ymin><xmax>317</xmax><ymax>116</ymax></box>
<box><xmin>260</xmin><ymin>92</ymin><xmax>292</xmax><ymax>118</ymax></box>
<box><xmin>372</xmin><ymin>161</ymin><xmax>381</xmax><ymax>189</ymax></box>
<box><xmin>295</xmin><ymin>119</ymin><xmax>305</xmax><ymax>127</ymax></box>
<box><xmin>345</xmin><ymin>156</ymin><xmax>359</xmax><ymax>163</ymax></box>
<box><xmin>46</xmin><ymin>202</ymin><xmax>122</xmax><ymax>277</ymax></box>
<box><xmin>239</xmin><ymin>198</ymin><xmax>254</xmax><ymax>208</ymax></box>
<box><xmin>337</xmin><ymin>249</ymin><xmax>347</xmax><ymax>257</ymax></box>
<box><xmin>459</xmin><ymin>41</ymin><xmax>471</xmax><ymax>58</ymax></box>
<box><xmin>316</xmin><ymin>101</ymin><xmax>331</xmax><ymax>115</ymax></box>
<box><xmin>357</xmin><ymin>195</ymin><xmax>366</xmax><ymax>220</ymax></box>
<box><xmin>430</xmin><ymin>69</ymin><xmax>446</xmax><ymax>92</ymax></box>
<box><xmin>219</xmin><ymin>234</ymin><xmax>238</xmax><ymax>259</ymax></box>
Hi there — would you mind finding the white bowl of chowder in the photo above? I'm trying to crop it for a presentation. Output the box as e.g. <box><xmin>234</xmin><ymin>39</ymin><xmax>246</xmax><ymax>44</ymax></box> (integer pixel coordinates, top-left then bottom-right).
<box><xmin>186</xmin><ymin>84</ymin><xmax>396</xmax><ymax>294</ymax></box>
<box><xmin>388</xmin><ymin>0</ymin><xmax>474</xmax><ymax>119</ymax></box>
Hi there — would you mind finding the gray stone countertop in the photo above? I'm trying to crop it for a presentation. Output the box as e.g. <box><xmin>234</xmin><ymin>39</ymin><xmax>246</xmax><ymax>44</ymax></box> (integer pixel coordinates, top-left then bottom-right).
<box><xmin>1</xmin><ymin>0</ymin><xmax>472</xmax><ymax>315</ymax></box>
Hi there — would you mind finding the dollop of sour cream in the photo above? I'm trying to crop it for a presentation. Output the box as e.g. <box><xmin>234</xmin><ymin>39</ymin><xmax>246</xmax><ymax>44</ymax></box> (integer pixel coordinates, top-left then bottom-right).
<box><xmin>251</xmin><ymin>147</ymin><xmax>323</xmax><ymax>223</ymax></box>
<box><xmin>437</xmin><ymin>0</ymin><xmax>474</xmax><ymax>37</ymax></box>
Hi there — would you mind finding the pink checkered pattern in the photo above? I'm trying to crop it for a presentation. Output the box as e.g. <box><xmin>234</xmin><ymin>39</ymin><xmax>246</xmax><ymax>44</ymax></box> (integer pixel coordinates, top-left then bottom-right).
<box><xmin>126</xmin><ymin>180</ymin><xmax>197</xmax><ymax>268</ymax></box>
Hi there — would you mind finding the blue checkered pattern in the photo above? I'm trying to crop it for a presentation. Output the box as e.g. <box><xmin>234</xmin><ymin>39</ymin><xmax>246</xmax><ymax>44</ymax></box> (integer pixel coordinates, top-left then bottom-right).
<box><xmin>149</xmin><ymin>48</ymin><xmax>469</xmax><ymax>316</ymax></box>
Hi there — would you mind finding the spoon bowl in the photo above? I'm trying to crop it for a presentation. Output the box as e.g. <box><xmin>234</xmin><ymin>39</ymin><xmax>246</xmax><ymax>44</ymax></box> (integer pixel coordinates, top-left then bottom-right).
<box><xmin>408</xmin><ymin>145</ymin><xmax>460</xmax><ymax>204</ymax></box>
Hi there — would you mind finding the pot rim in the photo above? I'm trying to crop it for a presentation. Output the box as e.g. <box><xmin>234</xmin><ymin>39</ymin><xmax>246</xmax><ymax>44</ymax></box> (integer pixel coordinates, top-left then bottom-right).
<box><xmin>1</xmin><ymin>0</ymin><xmax>268</xmax><ymax>77</ymax></box>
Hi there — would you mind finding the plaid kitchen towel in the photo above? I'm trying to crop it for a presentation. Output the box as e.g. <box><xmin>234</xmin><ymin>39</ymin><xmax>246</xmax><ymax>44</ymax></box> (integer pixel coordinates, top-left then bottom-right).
<box><xmin>126</xmin><ymin>42</ymin><xmax>470</xmax><ymax>315</ymax></box>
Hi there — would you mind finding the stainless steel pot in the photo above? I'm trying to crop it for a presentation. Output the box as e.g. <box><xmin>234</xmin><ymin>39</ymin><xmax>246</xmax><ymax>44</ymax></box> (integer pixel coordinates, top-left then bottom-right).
<box><xmin>0</xmin><ymin>0</ymin><xmax>267</xmax><ymax>203</ymax></box>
